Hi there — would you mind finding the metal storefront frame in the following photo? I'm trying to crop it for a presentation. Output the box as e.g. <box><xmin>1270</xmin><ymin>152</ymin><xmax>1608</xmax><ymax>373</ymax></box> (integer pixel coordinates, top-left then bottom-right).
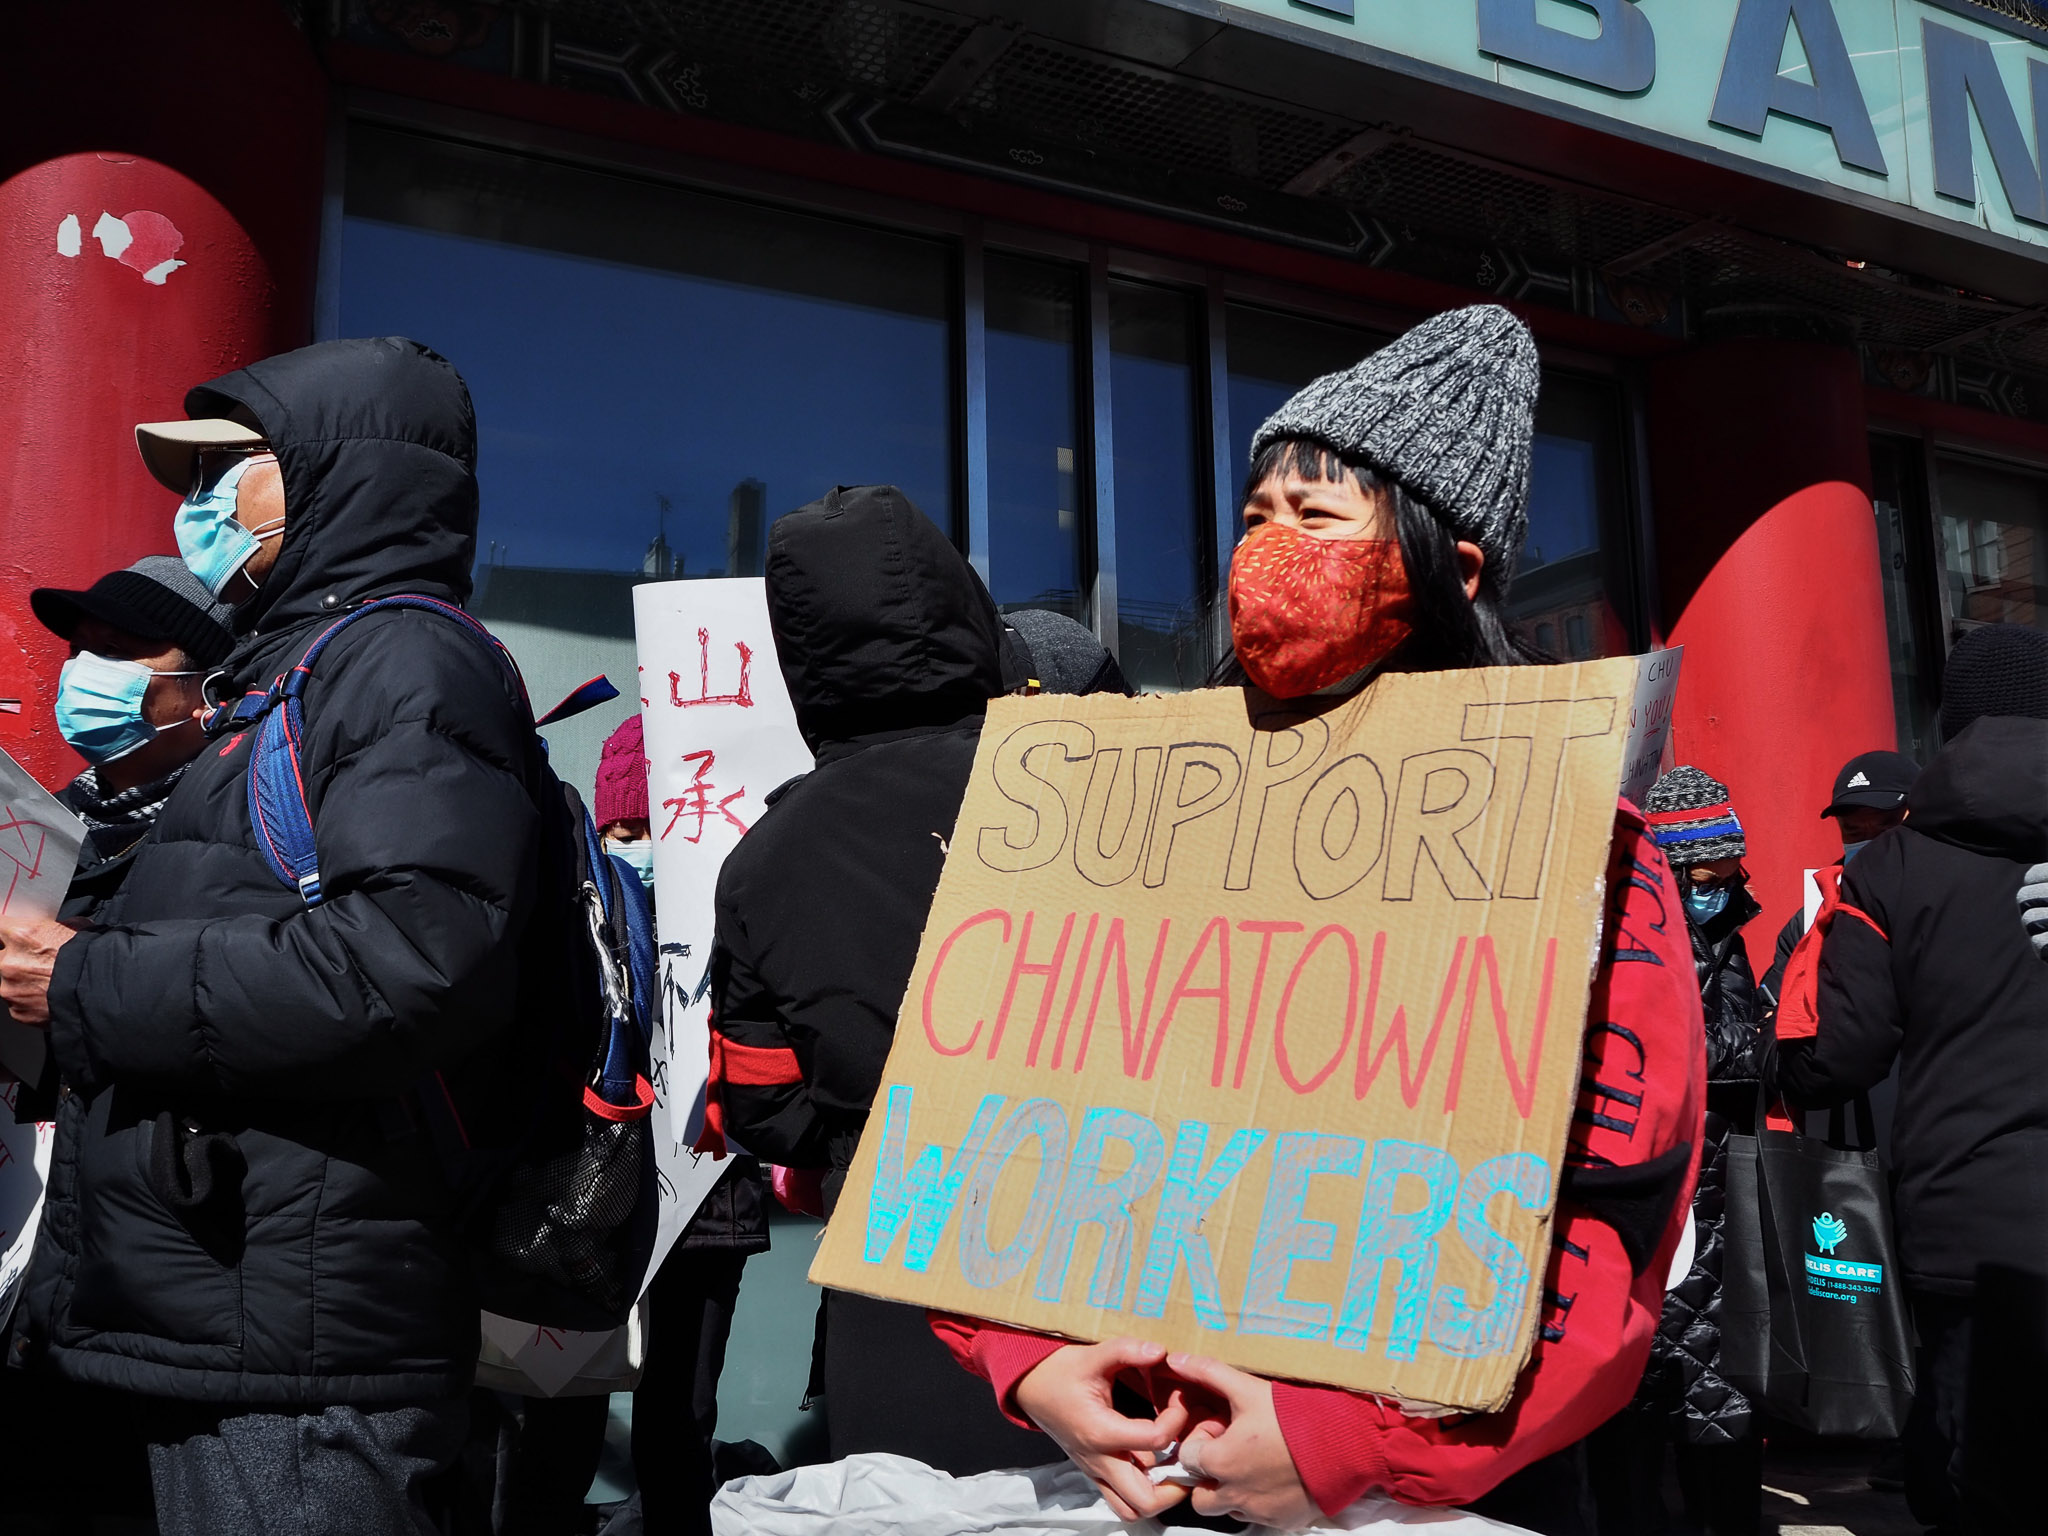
<box><xmin>320</xmin><ymin>85</ymin><xmax>1652</xmax><ymax>662</ymax></box>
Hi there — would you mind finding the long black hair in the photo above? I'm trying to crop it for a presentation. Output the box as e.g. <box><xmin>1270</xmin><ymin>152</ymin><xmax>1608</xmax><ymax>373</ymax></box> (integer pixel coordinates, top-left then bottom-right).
<box><xmin>1208</xmin><ymin>436</ymin><xmax>1545</xmax><ymax>685</ymax></box>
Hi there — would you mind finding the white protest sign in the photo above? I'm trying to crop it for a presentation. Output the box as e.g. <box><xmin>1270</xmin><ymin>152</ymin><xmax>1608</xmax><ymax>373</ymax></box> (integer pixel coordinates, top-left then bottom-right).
<box><xmin>1618</xmin><ymin>646</ymin><xmax>1683</xmax><ymax>807</ymax></box>
<box><xmin>632</xmin><ymin>579</ymin><xmax>813</xmax><ymax>1289</ymax></box>
<box><xmin>0</xmin><ymin>747</ymin><xmax>87</xmax><ymax>1086</ymax></box>
<box><xmin>477</xmin><ymin>1309</ymin><xmax>632</xmax><ymax>1398</ymax></box>
<box><xmin>0</xmin><ymin>1081</ymin><xmax>55</xmax><ymax>1325</ymax></box>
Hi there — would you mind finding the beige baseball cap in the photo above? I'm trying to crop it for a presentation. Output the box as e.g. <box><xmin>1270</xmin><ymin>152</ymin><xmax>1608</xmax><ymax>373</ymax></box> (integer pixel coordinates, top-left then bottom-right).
<box><xmin>134</xmin><ymin>418</ymin><xmax>267</xmax><ymax>495</ymax></box>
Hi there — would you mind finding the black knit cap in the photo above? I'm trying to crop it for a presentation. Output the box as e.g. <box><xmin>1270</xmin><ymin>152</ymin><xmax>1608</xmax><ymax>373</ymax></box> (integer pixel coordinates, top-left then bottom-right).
<box><xmin>1940</xmin><ymin>623</ymin><xmax>2048</xmax><ymax>741</ymax></box>
<box><xmin>31</xmin><ymin>556</ymin><xmax>236</xmax><ymax>668</ymax></box>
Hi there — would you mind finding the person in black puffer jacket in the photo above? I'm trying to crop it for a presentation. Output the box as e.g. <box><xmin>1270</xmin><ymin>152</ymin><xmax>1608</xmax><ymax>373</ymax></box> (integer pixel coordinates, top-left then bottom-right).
<box><xmin>1777</xmin><ymin>624</ymin><xmax>2048</xmax><ymax>1533</ymax></box>
<box><xmin>703</xmin><ymin>484</ymin><xmax>1060</xmax><ymax>1477</ymax></box>
<box><xmin>0</xmin><ymin>558</ymin><xmax>236</xmax><ymax>1534</ymax></box>
<box><xmin>0</xmin><ymin>338</ymin><xmax>558</xmax><ymax>1536</ymax></box>
<box><xmin>1593</xmin><ymin>767</ymin><xmax>1764</xmax><ymax>1536</ymax></box>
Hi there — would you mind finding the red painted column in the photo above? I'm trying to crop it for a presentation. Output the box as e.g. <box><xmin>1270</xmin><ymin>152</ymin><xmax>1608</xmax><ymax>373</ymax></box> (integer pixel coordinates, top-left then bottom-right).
<box><xmin>0</xmin><ymin>1</ymin><xmax>326</xmax><ymax>787</ymax></box>
<box><xmin>1649</xmin><ymin>340</ymin><xmax>1895</xmax><ymax>948</ymax></box>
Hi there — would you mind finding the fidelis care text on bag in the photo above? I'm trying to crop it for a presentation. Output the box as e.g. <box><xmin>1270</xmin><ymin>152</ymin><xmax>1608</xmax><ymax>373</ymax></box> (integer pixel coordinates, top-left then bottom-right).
<box><xmin>811</xmin><ymin>657</ymin><xmax>1649</xmax><ymax>1413</ymax></box>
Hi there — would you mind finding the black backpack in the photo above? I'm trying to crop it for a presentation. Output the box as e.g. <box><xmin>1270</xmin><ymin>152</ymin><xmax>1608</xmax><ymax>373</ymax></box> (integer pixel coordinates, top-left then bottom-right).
<box><xmin>210</xmin><ymin>593</ymin><xmax>659</xmax><ymax>1328</ymax></box>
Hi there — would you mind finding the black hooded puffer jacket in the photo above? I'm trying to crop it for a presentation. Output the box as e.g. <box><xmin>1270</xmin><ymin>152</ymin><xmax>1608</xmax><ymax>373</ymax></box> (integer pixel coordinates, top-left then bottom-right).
<box><xmin>17</xmin><ymin>338</ymin><xmax>555</xmax><ymax>1405</ymax></box>
<box><xmin>707</xmin><ymin>485</ymin><xmax>1008</xmax><ymax>1217</ymax></box>
<box><xmin>1780</xmin><ymin>716</ymin><xmax>2048</xmax><ymax>1297</ymax></box>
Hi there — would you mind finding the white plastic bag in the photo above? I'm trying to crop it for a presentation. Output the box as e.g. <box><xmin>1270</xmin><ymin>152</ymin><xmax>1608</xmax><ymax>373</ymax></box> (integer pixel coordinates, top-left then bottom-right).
<box><xmin>710</xmin><ymin>1452</ymin><xmax>1538</xmax><ymax>1536</ymax></box>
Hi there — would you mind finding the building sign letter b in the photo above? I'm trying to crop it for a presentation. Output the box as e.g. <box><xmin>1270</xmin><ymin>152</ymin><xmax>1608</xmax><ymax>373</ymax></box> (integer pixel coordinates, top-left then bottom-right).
<box><xmin>1478</xmin><ymin>0</ymin><xmax>1654</xmax><ymax>95</ymax></box>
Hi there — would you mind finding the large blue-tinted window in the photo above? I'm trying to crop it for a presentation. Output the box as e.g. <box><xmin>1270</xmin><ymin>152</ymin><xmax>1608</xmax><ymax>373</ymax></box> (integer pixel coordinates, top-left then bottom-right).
<box><xmin>1516</xmin><ymin>375</ymin><xmax>1631</xmax><ymax>659</ymax></box>
<box><xmin>985</xmin><ymin>255</ymin><xmax>1084</xmax><ymax>619</ymax></box>
<box><xmin>1111</xmin><ymin>279</ymin><xmax>1208</xmax><ymax>690</ymax></box>
<box><xmin>337</xmin><ymin>125</ymin><xmax>954</xmax><ymax>789</ymax></box>
<box><xmin>1225</xmin><ymin>303</ymin><xmax>1380</xmax><ymax>487</ymax></box>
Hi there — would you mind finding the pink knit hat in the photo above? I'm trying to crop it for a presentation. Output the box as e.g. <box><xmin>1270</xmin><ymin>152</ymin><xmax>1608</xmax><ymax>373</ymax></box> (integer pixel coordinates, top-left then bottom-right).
<box><xmin>595</xmin><ymin>713</ymin><xmax>649</xmax><ymax>828</ymax></box>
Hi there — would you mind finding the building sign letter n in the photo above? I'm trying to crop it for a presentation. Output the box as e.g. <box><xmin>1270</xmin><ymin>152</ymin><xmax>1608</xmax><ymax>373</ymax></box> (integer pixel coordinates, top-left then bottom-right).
<box><xmin>1925</xmin><ymin>19</ymin><xmax>2048</xmax><ymax>226</ymax></box>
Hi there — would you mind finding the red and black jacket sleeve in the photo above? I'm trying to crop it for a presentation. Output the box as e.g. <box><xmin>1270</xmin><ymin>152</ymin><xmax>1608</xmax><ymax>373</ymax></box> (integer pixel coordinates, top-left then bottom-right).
<box><xmin>702</xmin><ymin>896</ymin><xmax>828</xmax><ymax>1166</ymax></box>
<box><xmin>1774</xmin><ymin>839</ymin><xmax>1902</xmax><ymax>1109</ymax></box>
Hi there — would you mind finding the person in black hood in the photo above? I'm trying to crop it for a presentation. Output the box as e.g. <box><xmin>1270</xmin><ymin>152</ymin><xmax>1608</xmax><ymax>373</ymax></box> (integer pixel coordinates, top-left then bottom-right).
<box><xmin>0</xmin><ymin>338</ymin><xmax>554</xmax><ymax>1536</ymax></box>
<box><xmin>1776</xmin><ymin>623</ymin><xmax>2048</xmax><ymax>1533</ymax></box>
<box><xmin>703</xmin><ymin>484</ymin><xmax>1056</xmax><ymax>1476</ymax></box>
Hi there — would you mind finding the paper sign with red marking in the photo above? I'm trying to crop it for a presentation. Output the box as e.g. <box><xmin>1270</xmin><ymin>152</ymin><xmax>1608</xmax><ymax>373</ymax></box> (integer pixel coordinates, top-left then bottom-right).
<box><xmin>0</xmin><ymin>746</ymin><xmax>84</xmax><ymax>922</ymax></box>
<box><xmin>811</xmin><ymin>658</ymin><xmax>1639</xmax><ymax>1411</ymax></box>
<box><xmin>1618</xmin><ymin>647</ymin><xmax>1683</xmax><ymax>808</ymax></box>
<box><xmin>632</xmin><ymin>580</ymin><xmax>813</xmax><ymax>1293</ymax></box>
<box><xmin>0</xmin><ymin>746</ymin><xmax>87</xmax><ymax>1087</ymax></box>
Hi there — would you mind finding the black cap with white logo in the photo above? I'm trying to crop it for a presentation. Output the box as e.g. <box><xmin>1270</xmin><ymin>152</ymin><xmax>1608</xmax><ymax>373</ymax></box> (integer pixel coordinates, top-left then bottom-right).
<box><xmin>1823</xmin><ymin>750</ymin><xmax>1918</xmax><ymax>818</ymax></box>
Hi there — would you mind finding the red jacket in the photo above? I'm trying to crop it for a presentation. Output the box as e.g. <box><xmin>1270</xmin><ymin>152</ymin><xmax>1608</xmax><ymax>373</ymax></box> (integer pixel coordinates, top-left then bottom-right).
<box><xmin>932</xmin><ymin>803</ymin><xmax>1705</xmax><ymax>1516</ymax></box>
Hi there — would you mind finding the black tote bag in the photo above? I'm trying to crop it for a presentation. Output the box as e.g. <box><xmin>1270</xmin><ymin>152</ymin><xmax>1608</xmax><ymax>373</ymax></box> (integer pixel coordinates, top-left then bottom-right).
<box><xmin>1725</xmin><ymin>1096</ymin><xmax>1914</xmax><ymax>1438</ymax></box>
<box><xmin>1719</xmin><ymin>1119</ymin><xmax>1779</xmax><ymax>1403</ymax></box>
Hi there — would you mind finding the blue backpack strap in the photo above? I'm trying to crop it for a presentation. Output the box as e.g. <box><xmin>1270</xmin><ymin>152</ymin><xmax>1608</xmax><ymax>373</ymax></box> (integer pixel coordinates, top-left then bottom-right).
<box><xmin>610</xmin><ymin>850</ymin><xmax>657</xmax><ymax>1045</ymax></box>
<box><xmin>247</xmin><ymin>595</ymin><xmax>533</xmax><ymax>907</ymax></box>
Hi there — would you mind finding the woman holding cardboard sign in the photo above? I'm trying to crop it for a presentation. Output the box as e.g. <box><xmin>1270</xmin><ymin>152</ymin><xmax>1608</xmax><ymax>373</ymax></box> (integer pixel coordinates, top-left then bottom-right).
<box><xmin>934</xmin><ymin>305</ymin><xmax>1706</xmax><ymax>1532</ymax></box>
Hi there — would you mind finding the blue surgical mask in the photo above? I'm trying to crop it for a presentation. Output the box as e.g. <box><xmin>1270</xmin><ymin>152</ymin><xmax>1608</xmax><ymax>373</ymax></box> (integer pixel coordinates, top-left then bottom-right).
<box><xmin>1841</xmin><ymin>840</ymin><xmax>1869</xmax><ymax>863</ymax></box>
<box><xmin>1684</xmin><ymin>884</ymin><xmax>1731</xmax><ymax>924</ymax></box>
<box><xmin>175</xmin><ymin>452</ymin><xmax>282</xmax><ymax>598</ymax></box>
<box><xmin>56</xmin><ymin>652</ymin><xmax>196</xmax><ymax>764</ymax></box>
<box><xmin>607</xmin><ymin>839</ymin><xmax>655</xmax><ymax>893</ymax></box>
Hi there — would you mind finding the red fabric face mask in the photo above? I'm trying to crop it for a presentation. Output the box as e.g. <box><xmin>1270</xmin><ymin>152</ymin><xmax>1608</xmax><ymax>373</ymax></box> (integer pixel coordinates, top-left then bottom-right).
<box><xmin>1228</xmin><ymin>523</ymin><xmax>1415</xmax><ymax>698</ymax></box>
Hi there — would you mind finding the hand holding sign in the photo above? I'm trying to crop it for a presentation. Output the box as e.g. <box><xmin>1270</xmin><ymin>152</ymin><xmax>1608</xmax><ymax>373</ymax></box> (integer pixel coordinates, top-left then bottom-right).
<box><xmin>1165</xmin><ymin>1352</ymin><xmax>1318</xmax><ymax>1528</ymax></box>
<box><xmin>0</xmin><ymin>915</ymin><xmax>77</xmax><ymax>1026</ymax></box>
<box><xmin>1011</xmin><ymin>1335</ymin><xmax>1195</xmax><ymax>1521</ymax></box>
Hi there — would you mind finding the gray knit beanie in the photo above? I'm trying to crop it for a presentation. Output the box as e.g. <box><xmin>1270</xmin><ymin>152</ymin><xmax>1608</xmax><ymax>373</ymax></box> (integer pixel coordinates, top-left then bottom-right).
<box><xmin>1248</xmin><ymin>303</ymin><xmax>1540</xmax><ymax>580</ymax></box>
<box><xmin>1002</xmin><ymin>608</ymin><xmax>1134</xmax><ymax>696</ymax></box>
<box><xmin>1644</xmin><ymin>766</ymin><xmax>1746</xmax><ymax>865</ymax></box>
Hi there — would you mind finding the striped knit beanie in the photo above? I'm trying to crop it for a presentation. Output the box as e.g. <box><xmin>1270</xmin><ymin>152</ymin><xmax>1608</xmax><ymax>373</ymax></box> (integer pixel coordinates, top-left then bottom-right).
<box><xmin>1643</xmin><ymin>765</ymin><xmax>1745</xmax><ymax>864</ymax></box>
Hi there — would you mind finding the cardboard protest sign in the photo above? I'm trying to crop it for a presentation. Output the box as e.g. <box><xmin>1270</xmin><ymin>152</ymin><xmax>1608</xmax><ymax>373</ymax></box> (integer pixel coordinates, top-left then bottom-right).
<box><xmin>811</xmin><ymin>657</ymin><xmax>1639</xmax><ymax>1412</ymax></box>
<box><xmin>0</xmin><ymin>747</ymin><xmax>87</xmax><ymax>1087</ymax></box>
<box><xmin>1618</xmin><ymin>648</ymin><xmax>1682</xmax><ymax>808</ymax></box>
<box><xmin>633</xmin><ymin>579</ymin><xmax>813</xmax><ymax>1290</ymax></box>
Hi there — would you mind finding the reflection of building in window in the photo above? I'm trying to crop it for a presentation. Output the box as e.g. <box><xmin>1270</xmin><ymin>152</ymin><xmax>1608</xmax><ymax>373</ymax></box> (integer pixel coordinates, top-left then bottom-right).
<box><xmin>1508</xmin><ymin>549</ymin><xmax>1609</xmax><ymax>661</ymax></box>
<box><xmin>1936</xmin><ymin>456</ymin><xmax>2048</xmax><ymax>633</ymax></box>
<box><xmin>728</xmin><ymin>479</ymin><xmax>767</xmax><ymax>579</ymax></box>
<box><xmin>644</xmin><ymin>494</ymin><xmax>678</xmax><ymax>578</ymax></box>
<box><xmin>1943</xmin><ymin>514</ymin><xmax>2039</xmax><ymax>627</ymax></box>
<box><xmin>471</xmin><ymin>564</ymin><xmax>642</xmax><ymax>640</ymax></box>
<box><xmin>1000</xmin><ymin>587</ymin><xmax>1085</xmax><ymax>622</ymax></box>
<box><xmin>1115</xmin><ymin>595</ymin><xmax>1207</xmax><ymax>693</ymax></box>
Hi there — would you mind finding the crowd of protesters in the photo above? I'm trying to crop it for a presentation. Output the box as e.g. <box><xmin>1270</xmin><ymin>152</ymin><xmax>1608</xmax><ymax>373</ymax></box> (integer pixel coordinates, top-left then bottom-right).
<box><xmin>0</xmin><ymin>307</ymin><xmax>2042</xmax><ymax>1536</ymax></box>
